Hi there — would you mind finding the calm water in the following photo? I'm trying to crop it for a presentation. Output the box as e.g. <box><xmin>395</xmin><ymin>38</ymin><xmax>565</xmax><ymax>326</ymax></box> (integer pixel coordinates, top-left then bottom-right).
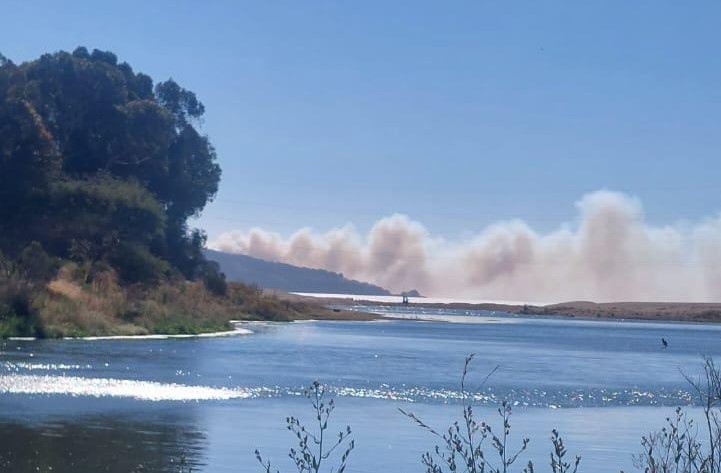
<box><xmin>1</xmin><ymin>308</ymin><xmax>720</xmax><ymax>472</ymax></box>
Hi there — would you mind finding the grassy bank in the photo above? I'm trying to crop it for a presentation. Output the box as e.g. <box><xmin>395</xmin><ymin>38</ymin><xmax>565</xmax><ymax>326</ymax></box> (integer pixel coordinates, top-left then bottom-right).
<box><xmin>0</xmin><ymin>262</ymin><xmax>363</xmax><ymax>339</ymax></box>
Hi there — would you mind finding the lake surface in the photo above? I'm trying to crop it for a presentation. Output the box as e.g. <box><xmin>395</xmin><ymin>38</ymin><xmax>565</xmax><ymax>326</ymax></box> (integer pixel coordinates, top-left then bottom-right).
<box><xmin>1</xmin><ymin>307</ymin><xmax>720</xmax><ymax>473</ymax></box>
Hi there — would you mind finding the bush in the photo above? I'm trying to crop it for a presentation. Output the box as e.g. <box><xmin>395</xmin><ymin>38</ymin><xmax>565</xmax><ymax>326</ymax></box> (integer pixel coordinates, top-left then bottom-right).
<box><xmin>110</xmin><ymin>243</ymin><xmax>170</xmax><ymax>284</ymax></box>
<box><xmin>1</xmin><ymin>49</ymin><xmax>221</xmax><ymax>285</ymax></box>
<box><xmin>201</xmin><ymin>260</ymin><xmax>227</xmax><ymax>296</ymax></box>
<box><xmin>634</xmin><ymin>356</ymin><xmax>721</xmax><ymax>473</ymax></box>
<box><xmin>0</xmin><ymin>245</ymin><xmax>47</xmax><ymax>337</ymax></box>
<box><xmin>400</xmin><ymin>355</ymin><xmax>579</xmax><ymax>473</ymax></box>
<box><xmin>255</xmin><ymin>381</ymin><xmax>354</xmax><ymax>473</ymax></box>
<box><xmin>17</xmin><ymin>242</ymin><xmax>58</xmax><ymax>282</ymax></box>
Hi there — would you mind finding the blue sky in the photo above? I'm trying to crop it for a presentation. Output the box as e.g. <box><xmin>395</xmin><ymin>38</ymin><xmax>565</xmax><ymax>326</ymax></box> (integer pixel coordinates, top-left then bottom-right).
<box><xmin>2</xmin><ymin>1</ymin><xmax>720</xmax><ymax>240</ymax></box>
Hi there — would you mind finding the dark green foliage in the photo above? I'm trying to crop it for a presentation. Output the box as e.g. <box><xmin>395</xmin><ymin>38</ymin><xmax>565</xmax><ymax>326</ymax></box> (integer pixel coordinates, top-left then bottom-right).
<box><xmin>0</xmin><ymin>96</ymin><xmax>60</xmax><ymax>233</ymax></box>
<box><xmin>0</xmin><ymin>48</ymin><xmax>222</xmax><ymax>284</ymax></box>
<box><xmin>549</xmin><ymin>430</ymin><xmax>580</xmax><ymax>473</ymax></box>
<box><xmin>16</xmin><ymin>242</ymin><xmax>59</xmax><ymax>282</ymax></box>
<box><xmin>155</xmin><ymin>79</ymin><xmax>205</xmax><ymax>128</ymax></box>
<box><xmin>109</xmin><ymin>243</ymin><xmax>170</xmax><ymax>284</ymax></box>
<box><xmin>0</xmin><ymin>244</ymin><xmax>53</xmax><ymax>337</ymax></box>
<box><xmin>201</xmin><ymin>260</ymin><xmax>228</xmax><ymax>296</ymax></box>
<box><xmin>48</xmin><ymin>176</ymin><xmax>166</xmax><ymax>259</ymax></box>
<box><xmin>166</xmin><ymin>227</ymin><xmax>210</xmax><ymax>280</ymax></box>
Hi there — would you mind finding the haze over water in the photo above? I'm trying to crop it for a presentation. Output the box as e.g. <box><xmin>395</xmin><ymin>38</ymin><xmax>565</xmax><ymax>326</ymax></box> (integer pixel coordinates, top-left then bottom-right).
<box><xmin>1</xmin><ymin>308</ymin><xmax>720</xmax><ymax>472</ymax></box>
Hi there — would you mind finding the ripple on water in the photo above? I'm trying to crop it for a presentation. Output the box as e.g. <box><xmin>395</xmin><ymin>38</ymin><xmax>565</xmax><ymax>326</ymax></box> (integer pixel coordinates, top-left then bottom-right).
<box><xmin>0</xmin><ymin>375</ymin><xmax>256</xmax><ymax>401</ymax></box>
<box><xmin>3</xmin><ymin>362</ymin><xmax>93</xmax><ymax>372</ymax></box>
<box><xmin>0</xmin><ymin>373</ymin><xmax>698</xmax><ymax>407</ymax></box>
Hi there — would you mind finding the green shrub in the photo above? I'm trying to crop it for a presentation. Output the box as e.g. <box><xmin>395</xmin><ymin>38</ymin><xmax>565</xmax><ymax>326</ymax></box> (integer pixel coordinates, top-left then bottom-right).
<box><xmin>0</xmin><ymin>247</ymin><xmax>46</xmax><ymax>337</ymax></box>
<box><xmin>110</xmin><ymin>243</ymin><xmax>170</xmax><ymax>284</ymax></box>
<box><xmin>17</xmin><ymin>242</ymin><xmax>58</xmax><ymax>282</ymax></box>
<box><xmin>201</xmin><ymin>260</ymin><xmax>227</xmax><ymax>296</ymax></box>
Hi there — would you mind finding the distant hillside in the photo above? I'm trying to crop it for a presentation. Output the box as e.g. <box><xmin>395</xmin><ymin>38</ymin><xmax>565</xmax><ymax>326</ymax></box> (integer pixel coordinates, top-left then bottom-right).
<box><xmin>205</xmin><ymin>249</ymin><xmax>392</xmax><ymax>295</ymax></box>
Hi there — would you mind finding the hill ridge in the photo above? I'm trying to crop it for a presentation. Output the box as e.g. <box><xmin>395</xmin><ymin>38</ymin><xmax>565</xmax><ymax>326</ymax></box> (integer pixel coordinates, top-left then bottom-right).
<box><xmin>205</xmin><ymin>249</ymin><xmax>391</xmax><ymax>296</ymax></box>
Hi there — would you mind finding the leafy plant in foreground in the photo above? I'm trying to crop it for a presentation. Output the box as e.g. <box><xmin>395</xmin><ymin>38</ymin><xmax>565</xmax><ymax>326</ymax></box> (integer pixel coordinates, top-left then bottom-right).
<box><xmin>255</xmin><ymin>380</ymin><xmax>354</xmax><ymax>473</ymax></box>
<box><xmin>548</xmin><ymin>429</ymin><xmax>580</xmax><ymax>473</ymax></box>
<box><xmin>251</xmin><ymin>356</ymin><xmax>721</xmax><ymax>472</ymax></box>
<box><xmin>400</xmin><ymin>354</ymin><xmax>580</xmax><ymax>473</ymax></box>
<box><xmin>634</xmin><ymin>356</ymin><xmax>721</xmax><ymax>473</ymax></box>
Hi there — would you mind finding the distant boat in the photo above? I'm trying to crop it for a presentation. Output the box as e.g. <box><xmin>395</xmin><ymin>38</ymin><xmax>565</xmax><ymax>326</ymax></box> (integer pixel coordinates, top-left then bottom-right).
<box><xmin>661</xmin><ymin>338</ymin><xmax>668</xmax><ymax>349</ymax></box>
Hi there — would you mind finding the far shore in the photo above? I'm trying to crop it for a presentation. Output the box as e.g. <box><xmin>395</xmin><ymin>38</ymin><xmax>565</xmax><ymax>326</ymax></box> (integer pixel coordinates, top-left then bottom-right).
<box><xmin>278</xmin><ymin>292</ymin><xmax>721</xmax><ymax>324</ymax></box>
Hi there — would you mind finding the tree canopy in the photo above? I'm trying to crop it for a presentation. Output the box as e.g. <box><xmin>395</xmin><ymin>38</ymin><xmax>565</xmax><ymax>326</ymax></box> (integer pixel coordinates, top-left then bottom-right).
<box><xmin>0</xmin><ymin>47</ymin><xmax>222</xmax><ymax>284</ymax></box>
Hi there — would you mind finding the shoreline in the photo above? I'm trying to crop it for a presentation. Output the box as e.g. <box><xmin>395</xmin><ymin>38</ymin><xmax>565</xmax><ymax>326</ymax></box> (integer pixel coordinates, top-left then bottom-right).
<box><xmin>4</xmin><ymin>312</ymin><xmax>381</xmax><ymax>341</ymax></box>
<box><xmin>10</xmin><ymin>295</ymin><xmax>721</xmax><ymax>342</ymax></box>
<box><xmin>280</xmin><ymin>293</ymin><xmax>721</xmax><ymax>325</ymax></box>
<box><xmin>8</xmin><ymin>322</ymin><xmax>255</xmax><ymax>342</ymax></box>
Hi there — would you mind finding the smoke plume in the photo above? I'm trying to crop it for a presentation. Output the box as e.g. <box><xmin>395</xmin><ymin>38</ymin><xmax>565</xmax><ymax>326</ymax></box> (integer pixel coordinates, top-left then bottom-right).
<box><xmin>210</xmin><ymin>190</ymin><xmax>721</xmax><ymax>303</ymax></box>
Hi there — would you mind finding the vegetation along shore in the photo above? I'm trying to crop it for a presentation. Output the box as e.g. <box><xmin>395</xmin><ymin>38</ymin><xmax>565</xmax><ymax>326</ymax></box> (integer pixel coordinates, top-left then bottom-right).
<box><xmin>1</xmin><ymin>47</ymin><xmax>716</xmax><ymax>339</ymax></box>
<box><xmin>0</xmin><ymin>48</ymin><xmax>368</xmax><ymax>338</ymax></box>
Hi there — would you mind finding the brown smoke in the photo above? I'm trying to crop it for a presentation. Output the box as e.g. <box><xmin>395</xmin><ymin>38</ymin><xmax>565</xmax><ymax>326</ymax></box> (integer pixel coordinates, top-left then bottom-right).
<box><xmin>210</xmin><ymin>191</ymin><xmax>721</xmax><ymax>303</ymax></box>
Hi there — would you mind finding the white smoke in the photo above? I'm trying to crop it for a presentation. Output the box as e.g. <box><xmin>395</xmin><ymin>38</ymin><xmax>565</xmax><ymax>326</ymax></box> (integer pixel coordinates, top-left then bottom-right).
<box><xmin>209</xmin><ymin>190</ymin><xmax>721</xmax><ymax>303</ymax></box>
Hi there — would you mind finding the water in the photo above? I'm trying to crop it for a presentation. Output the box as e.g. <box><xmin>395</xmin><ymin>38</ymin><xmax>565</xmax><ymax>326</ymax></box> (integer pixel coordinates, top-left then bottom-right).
<box><xmin>1</xmin><ymin>308</ymin><xmax>720</xmax><ymax>472</ymax></box>
<box><xmin>292</xmin><ymin>292</ymin><xmax>545</xmax><ymax>305</ymax></box>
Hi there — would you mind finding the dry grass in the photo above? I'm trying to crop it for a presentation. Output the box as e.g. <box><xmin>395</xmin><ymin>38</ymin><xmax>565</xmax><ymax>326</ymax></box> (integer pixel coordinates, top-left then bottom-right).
<box><xmin>47</xmin><ymin>279</ymin><xmax>83</xmax><ymax>300</ymax></box>
<box><xmin>11</xmin><ymin>263</ymin><xmax>349</xmax><ymax>338</ymax></box>
<box><xmin>38</xmin><ymin>265</ymin><xmax>139</xmax><ymax>337</ymax></box>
